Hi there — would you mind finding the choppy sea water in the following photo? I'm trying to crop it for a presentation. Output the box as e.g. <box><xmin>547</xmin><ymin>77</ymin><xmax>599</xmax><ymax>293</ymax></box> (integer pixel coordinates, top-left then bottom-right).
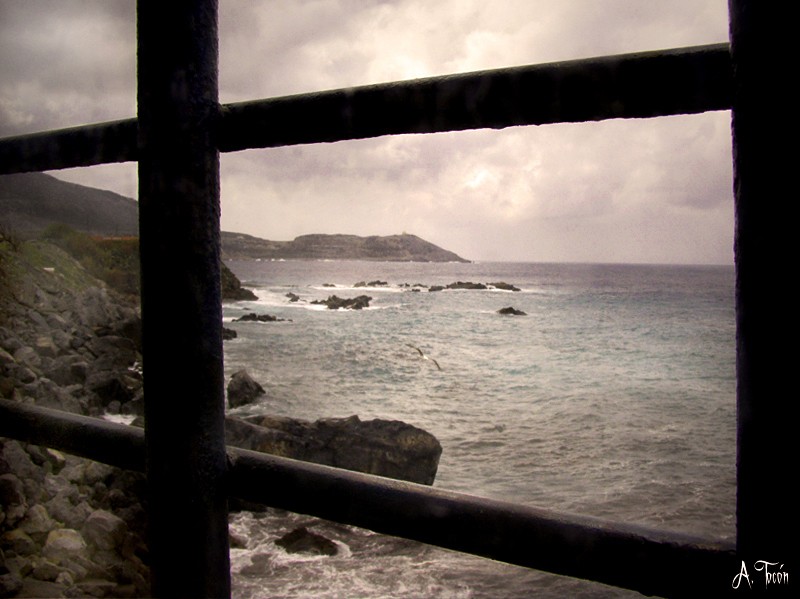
<box><xmin>221</xmin><ymin>261</ymin><xmax>736</xmax><ymax>598</ymax></box>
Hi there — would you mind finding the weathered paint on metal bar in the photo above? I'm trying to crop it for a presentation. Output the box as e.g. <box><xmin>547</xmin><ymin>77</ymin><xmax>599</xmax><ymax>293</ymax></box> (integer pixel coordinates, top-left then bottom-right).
<box><xmin>136</xmin><ymin>1</ymin><xmax>230</xmax><ymax>597</ymax></box>
<box><xmin>0</xmin><ymin>399</ymin><xmax>736</xmax><ymax>598</ymax></box>
<box><xmin>0</xmin><ymin>44</ymin><xmax>730</xmax><ymax>175</ymax></box>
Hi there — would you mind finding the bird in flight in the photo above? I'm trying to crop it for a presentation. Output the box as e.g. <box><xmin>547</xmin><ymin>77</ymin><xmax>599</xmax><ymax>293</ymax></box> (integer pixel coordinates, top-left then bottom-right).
<box><xmin>406</xmin><ymin>344</ymin><xmax>441</xmax><ymax>370</ymax></box>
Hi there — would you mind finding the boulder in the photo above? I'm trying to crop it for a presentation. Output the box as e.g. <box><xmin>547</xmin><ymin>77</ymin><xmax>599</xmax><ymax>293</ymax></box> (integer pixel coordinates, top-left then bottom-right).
<box><xmin>226</xmin><ymin>370</ymin><xmax>266</xmax><ymax>408</ymax></box>
<box><xmin>275</xmin><ymin>527</ymin><xmax>337</xmax><ymax>556</ymax></box>
<box><xmin>1</xmin><ymin>529</ymin><xmax>38</xmax><ymax>556</ymax></box>
<box><xmin>225</xmin><ymin>414</ymin><xmax>442</xmax><ymax>485</ymax></box>
<box><xmin>222</xmin><ymin>327</ymin><xmax>238</xmax><ymax>340</ymax></box>
<box><xmin>0</xmin><ymin>474</ymin><xmax>27</xmax><ymax>525</ymax></box>
<box><xmin>42</xmin><ymin>529</ymin><xmax>89</xmax><ymax>564</ymax></box>
<box><xmin>81</xmin><ymin>510</ymin><xmax>127</xmax><ymax>551</ymax></box>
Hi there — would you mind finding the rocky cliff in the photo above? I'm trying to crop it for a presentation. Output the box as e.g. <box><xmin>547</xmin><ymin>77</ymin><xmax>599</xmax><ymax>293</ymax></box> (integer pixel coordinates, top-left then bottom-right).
<box><xmin>1</xmin><ymin>241</ymin><xmax>148</xmax><ymax>597</ymax></box>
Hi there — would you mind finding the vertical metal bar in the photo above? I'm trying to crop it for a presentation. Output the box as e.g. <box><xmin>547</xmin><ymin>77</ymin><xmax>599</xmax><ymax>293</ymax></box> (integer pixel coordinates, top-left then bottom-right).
<box><xmin>136</xmin><ymin>2</ymin><xmax>230</xmax><ymax>597</ymax></box>
<box><xmin>729</xmin><ymin>1</ymin><xmax>797</xmax><ymax>567</ymax></box>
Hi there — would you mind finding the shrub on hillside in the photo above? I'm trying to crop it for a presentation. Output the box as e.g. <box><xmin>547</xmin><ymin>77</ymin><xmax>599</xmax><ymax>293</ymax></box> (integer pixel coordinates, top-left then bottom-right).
<box><xmin>41</xmin><ymin>223</ymin><xmax>140</xmax><ymax>296</ymax></box>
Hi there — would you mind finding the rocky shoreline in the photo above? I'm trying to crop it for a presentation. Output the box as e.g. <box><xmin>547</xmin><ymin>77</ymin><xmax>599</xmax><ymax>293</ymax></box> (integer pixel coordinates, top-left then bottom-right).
<box><xmin>1</xmin><ymin>243</ymin><xmax>148</xmax><ymax>598</ymax></box>
<box><xmin>0</xmin><ymin>241</ymin><xmax>442</xmax><ymax>597</ymax></box>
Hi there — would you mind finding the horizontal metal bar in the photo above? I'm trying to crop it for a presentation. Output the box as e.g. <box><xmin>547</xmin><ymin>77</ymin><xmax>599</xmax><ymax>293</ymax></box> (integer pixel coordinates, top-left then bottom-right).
<box><xmin>0</xmin><ymin>399</ymin><xmax>736</xmax><ymax>597</ymax></box>
<box><xmin>0</xmin><ymin>399</ymin><xmax>145</xmax><ymax>472</ymax></box>
<box><xmin>218</xmin><ymin>43</ymin><xmax>731</xmax><ymax>152</ymax></box>
<box><xmin>229</xmin><ymin>449</ymin><xmax>736</xmax><ymax>598</ymax></box>
<box><xmin>0</xmin><ymin>118</ymin><xmax>137</xmax><ymax>175</ymax></box>
<box><xmin>0</xmin><ymin>44</ymin><xmax>730</xmax><ymax>175</ymax></box>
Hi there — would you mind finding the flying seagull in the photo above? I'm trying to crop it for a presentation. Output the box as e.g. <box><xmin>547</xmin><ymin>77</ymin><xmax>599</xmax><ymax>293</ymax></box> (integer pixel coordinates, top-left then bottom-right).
<box><xmin>406</xmin><ymin>344</ymin><xmax>441</xmax><ymax>370</ymax></box>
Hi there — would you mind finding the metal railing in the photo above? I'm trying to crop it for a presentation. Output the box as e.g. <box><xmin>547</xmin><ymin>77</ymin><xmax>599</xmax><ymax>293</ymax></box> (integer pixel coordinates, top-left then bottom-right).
<box><xmin>1</xmin><ymin>1</ymin><xmax>795</xmax><ymax>597</ymax></box>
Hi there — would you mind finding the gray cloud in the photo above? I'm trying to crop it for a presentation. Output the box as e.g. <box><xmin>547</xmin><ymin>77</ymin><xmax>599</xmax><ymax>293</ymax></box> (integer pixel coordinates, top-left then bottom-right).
<box><xmin>2</xmin><ymin>0</ymin><xmax>733</xmax><ymax>263</ymax></box>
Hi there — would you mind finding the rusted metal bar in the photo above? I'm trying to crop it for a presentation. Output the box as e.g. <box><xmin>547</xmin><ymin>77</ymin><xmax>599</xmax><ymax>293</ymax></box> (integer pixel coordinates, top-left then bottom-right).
<box><xmin>218</xmin><ymin>43</ymin><xmax>731</xmax><ymax>152</ymax></box>
<box><xmin>729</xmin><ymin>0</ymin><xmax>797</xmax><ymax>570</ymax></box>
<box><xmin>0</xmin><ymin>44</ymin><xmax>730</xmax><ymax>175</ymax></box>
<box><xmin>136</xmin><ymin>1</ymin><xmax>229</xmax><ymax>597</ymax></box>
<box><xmin>0</xmin><ymin>399</ymin><xmax>736</xmax><ymax>598</ymax></box>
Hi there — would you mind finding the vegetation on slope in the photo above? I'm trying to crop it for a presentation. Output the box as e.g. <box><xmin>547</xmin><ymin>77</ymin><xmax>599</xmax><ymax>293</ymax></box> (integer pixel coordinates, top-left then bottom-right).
<box><xmin>41</xmin><ymin>223</ymin><xmax>140</xmax><ymax>296</ymax></box>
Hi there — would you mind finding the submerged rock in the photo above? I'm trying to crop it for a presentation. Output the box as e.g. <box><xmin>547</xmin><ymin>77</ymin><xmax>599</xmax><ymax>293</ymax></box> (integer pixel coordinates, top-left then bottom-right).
<box><xmin>490</xmin><ymin>282</ymin><xmax>521</xmax><ymax>292</ymax></box>
<box><xmin>275</xmin><ymin>526</ymin><xmax>337</xmax><ymax>556</ymax></box>
<box><xmin>225</xmin><ymin>414</ymin><xmax>442</xmax><ymax>485</ymax></box>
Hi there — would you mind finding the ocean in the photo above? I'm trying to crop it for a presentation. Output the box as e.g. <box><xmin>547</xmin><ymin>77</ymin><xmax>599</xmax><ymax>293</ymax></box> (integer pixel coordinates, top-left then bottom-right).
<box><xmin>221</xmin><ymin>260</ymin><xmax>736</xmax><ymax>598</ymax></box>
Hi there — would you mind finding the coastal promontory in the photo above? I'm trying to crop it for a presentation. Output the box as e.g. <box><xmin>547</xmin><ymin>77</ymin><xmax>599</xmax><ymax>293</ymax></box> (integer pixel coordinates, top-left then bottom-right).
<box><xmin>221</xmin><ymin>231</ymin><xmax>469</xmax><ymax>263</ymax></box>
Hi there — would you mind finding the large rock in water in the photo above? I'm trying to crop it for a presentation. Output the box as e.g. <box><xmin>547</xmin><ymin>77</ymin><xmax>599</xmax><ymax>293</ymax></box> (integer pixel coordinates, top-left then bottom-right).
<box><xmin>227</xmin><ymin>370</ymin><xmax>266</xmax><ymax>408</ymax></box>
<box><xmin>225</xmin><ymin>414</ymin><xmax>442</xmax><ymax>485</ymax></box>
<box><xmin>310</xmin><ymin>295</ymin><xmax>372</xmax><ymax>310</ymax></box>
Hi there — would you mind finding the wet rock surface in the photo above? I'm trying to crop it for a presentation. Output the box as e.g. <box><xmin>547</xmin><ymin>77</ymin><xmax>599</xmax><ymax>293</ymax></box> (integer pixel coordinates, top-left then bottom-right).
<box><xmin>225</xmin><ymin>414</ymin><xmax>442</xmax><ymax>486</ymax></box>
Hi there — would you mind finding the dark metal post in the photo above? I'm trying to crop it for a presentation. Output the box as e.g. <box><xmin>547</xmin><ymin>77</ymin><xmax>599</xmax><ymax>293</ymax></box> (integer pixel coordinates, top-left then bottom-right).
<box><xmin>729</xmin><ymin>0</ymin><xmax>797</xmax><ymax>567</ymax></box>
<box><xmin>137</xmin><ymin>2</ymin><xmax>230</xmax><ymax>597</ymax></box>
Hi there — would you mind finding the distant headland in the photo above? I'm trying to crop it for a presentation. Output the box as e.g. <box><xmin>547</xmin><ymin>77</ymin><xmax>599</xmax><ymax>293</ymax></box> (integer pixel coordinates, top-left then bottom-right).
<box><xmin>220</xmin><ymin>231</ymin><xmax>469</xmax><ymax>263</ymax></box>
<box><xmin>0</xmin><ymin>173</ymin><xmax>469</xmax><ymax>263</ymax></box>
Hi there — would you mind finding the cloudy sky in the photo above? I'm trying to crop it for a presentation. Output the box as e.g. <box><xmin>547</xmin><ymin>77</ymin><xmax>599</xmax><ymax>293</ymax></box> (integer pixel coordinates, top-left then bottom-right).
<box><xmin>0</xmin><ymin>1</ymin><xmax>733</xmax><ymax>264</ymax></box>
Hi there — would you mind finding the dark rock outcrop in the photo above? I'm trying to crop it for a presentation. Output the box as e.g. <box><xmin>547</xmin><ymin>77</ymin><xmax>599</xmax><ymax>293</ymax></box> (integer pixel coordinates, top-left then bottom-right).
<box><xmin>275</xmin><ymin>527</ymin><xmax>338</xmax><ymax>556</ymax></box>
<box><xmin>447</xmin><ymin>281</ymin><xmax>487</xmax><ymax>290</ymax></box>
<box><xmin>234</xmin><ymin>313</ymin><xmax>290</xmax><ymax>323</ymax></box>
<box><xmin>227</xmin><ymin>369</ymin><xmax>266</xmax><ymax>408</ymax></box>
<box><xmin>221</xmin><ymin>262</ymin><xmax>258</xmax><ymax>302</ymax></box>
<box><xmin>310</xmin><ymin>295</ymin><xmax>372</xmax><ymax>310</ymax></box>
<box><xmin>225</xmin><ymin>414</ymin><xmax>442</xmax><ymax>485</ymax></box>
<box><xmin>498</xmin><ymin>306</ymin><xmax>527</xmax><ymax>316</ymax></box>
